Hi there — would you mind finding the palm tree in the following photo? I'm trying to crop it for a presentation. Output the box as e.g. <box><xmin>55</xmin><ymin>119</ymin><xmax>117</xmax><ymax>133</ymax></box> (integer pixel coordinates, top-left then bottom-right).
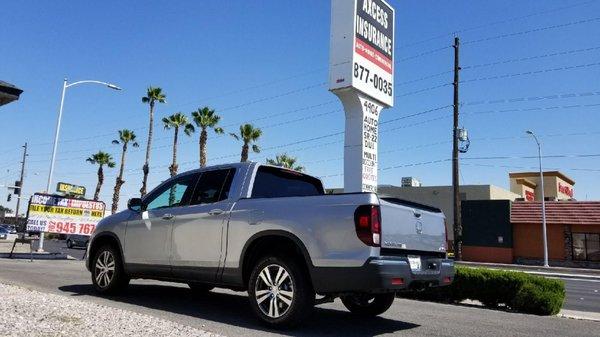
<box><xmin>86</xmin><ymin>151</ymin><xmax>116</xmax><ymax>201</ymax></box>
<box><xmin>230</xmin><ymin>124</ymin><xmax>262</xmax><ymax>162</ymax></box>
<box><xmin>162</xmin><ymin>112</ymin><xmax>195</xmax><ymax>177</ymax></box>
<box><xmin>191</xmin><ymin>107</ymin><xmax>224</xmax><ymax>167</ymax></box>
<box><xmin>266</xmin><ymin>154</ymin><xmax>305</xmax><ymax>172</ymax></box>
<box><xmin>140</xmin><ymin>86</ymin><xmax>166</xmax><ymax>196</ymax></box>
<box><xmin>111</xmin><ymin>129</ymin><xmax>139</xmax><ymax>214</ymax></box>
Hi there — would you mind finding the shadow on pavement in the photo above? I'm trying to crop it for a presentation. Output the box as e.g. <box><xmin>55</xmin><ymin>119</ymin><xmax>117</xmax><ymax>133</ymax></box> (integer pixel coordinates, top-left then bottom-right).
<box><xmin>59</xmin><ymin>283</ymin><xmax>419</xmax><ymax>336</ymax></box>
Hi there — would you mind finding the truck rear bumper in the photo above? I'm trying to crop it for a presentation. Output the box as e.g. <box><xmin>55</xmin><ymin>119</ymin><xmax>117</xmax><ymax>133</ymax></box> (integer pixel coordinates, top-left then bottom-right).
<box><xmin>311</xmin><ymin>256</ymin><xmax>455</xmax><ymax>294</ymax></box>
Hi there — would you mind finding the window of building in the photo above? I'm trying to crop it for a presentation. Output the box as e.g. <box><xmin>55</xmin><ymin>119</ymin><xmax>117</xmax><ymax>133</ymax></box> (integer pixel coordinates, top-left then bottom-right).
<box><xmin>572</xmin><ymin>233</ymin><xmax>600</xmax><ymax>262</ymax></box>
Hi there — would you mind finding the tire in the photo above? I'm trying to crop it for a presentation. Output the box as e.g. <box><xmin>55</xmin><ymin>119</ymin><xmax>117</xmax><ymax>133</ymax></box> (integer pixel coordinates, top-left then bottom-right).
<box><xmin>66</xmin><ymin>240</ymin><xmax>73</xmax><ymax>249</ymax></box>
<box><xmin>91</xmin><ymin>244</ymin><xmax>129</xmax><ymax>294</ymax></box>
<box><xmin>341</xmin><ymin>293</ymin><xmax>395</xmax><ymax>317</ymax></box>
<box><xmin>188</xmin><ymin>282</ymin><xmax>214</xmax><ymax>295</ymax></box>
<box><xmin>248</xmin><ymin>256</ymin><xmax>315</xmax><ymax>328</ymax></box>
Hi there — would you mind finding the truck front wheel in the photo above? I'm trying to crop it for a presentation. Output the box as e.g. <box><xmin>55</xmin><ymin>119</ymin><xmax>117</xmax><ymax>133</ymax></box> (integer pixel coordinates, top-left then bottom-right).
<box><xmin>248</xmin><ymin>256</ymin><xmax>315</xmax><ymax>328</ymax></box>
<box><xmin>341</xmin><ymin>293</ymin><xmax>395</xmax><ymax>317</ymax></box>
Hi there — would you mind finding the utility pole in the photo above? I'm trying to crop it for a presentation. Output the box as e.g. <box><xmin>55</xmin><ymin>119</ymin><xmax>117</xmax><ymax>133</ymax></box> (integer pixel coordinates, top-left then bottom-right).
<box><xmin>14</xmin><ymin>142</ymin><xmax>27</xmax><ymax>231</ymax></box>
<box><xmin>452</xmin><ymin>37</ymin><xmax>462</xmax><ymax>260</ymax></box>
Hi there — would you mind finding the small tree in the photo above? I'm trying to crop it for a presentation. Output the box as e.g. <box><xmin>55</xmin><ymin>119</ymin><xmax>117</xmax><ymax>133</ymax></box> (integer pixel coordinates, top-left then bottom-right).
<box><xmin>111</xmin><ymin>129</ymin><xmax>139</xmax><ymax>214</ymax></box>
<box><xmin>266</xmin><ymin>154</ymin><xmax>305</xmax><ymax>172</ymax></box>
<box><xmin>86</xmin><ymin>151</ymin><xmax>116</xmax><ymax>201</ymax></box>
<box><xmin>231</xmin><ymin>124</ymin><xmax>262</xmax><ymax>162</ymax></box>
<box><xmin>192</xmin><ymin>107</ymin><xmax>224</xmax><ymax>167</ymax></box>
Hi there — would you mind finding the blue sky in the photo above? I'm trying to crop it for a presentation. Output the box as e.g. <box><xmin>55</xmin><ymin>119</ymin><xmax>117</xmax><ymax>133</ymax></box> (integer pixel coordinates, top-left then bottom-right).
<box><xmin>1</xmin><ymin>0</ymin><xmax>600</xmax><ymax>212</ymax></box>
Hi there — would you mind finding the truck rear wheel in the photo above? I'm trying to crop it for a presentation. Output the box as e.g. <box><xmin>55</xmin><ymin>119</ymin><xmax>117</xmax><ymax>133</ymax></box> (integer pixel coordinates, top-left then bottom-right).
<box><xmin>248</xmin><ymin>256</ymin><xmax>314</xmax><ymax>328</ymax></box>
<box><xmin>341</xmin><ymin>293</ymin><xmax>395</xmax><ymax>317</ymax></box>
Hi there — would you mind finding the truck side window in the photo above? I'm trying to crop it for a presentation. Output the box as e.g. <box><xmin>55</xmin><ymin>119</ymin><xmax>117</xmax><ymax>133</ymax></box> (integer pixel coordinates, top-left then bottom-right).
<box><xmin>145</xmin><ymin>173</ymin><xmax>199</xmax><ymax>210</ymax></box>
<box><xmin>251</xmin><ymin>166</ymin><xmax>324</xmax><ymax>198</ymax></box>
<box><xmin>190</xmin><ymin>168</ymin><xmax>235</xmax><ymax>205</ymax></box>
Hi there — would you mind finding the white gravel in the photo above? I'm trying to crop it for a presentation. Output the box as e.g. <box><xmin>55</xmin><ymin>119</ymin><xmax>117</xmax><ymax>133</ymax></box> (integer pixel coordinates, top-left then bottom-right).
<box><xmin>0</xmin><ymin>283</ymin><xmax>223</xmax><ymax>337</ymax></box>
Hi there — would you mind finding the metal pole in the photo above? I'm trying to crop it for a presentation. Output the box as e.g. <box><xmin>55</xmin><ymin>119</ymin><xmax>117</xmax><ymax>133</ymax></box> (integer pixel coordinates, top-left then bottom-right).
<box><xmin>39</xmin><ymin>78</ymin><xmax>67</xmax><ymax>252</ymax></box>
<box><xmin>537</xmin><ymin>140</ymin><xmax>549</xmax><ymax>267</ymax></box>
<box><xmin>452</xmin><ymin>37</ymin><xmax>462</xmax><ymax>260</ymax></box>
<box><xmin>14</xmin><ymin>143</ymin><xmax>27</xmax><ymax>231</ymax></box>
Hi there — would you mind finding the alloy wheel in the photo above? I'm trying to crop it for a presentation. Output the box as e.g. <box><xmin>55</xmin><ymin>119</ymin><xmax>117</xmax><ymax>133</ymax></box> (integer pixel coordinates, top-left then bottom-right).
<box><xmin>254</xmin><ymin>264</ymin><xmax>294</xmax><ymax>319</ymax></box>
<box><xmin>94</xmin><ymin>250</ymin><xmax>115</xmax><ymax>288</ymax></box>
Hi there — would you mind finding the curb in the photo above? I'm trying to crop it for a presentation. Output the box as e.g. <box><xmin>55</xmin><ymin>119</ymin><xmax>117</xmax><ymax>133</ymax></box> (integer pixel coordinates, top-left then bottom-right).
<box><xmin>559</xmin><ymin>309</ymin><xmax>600</xmax><ymax>322</ymax></box>
<box><xmin>457</xmin><ymin>262</ymin><xmax>600</xmax><ymax>280</ymax></box>
<box><xmin>0</xmin><ymin>252</ymin><xmax>74</xmax><ymax>260</ymax></box>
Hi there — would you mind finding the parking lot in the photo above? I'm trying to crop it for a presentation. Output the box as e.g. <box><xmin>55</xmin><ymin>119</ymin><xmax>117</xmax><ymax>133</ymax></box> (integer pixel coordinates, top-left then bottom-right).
<box><xmin>0</xmin><ymin>258</ymin><xmax>597</xmax><ymax>337</ymax></box>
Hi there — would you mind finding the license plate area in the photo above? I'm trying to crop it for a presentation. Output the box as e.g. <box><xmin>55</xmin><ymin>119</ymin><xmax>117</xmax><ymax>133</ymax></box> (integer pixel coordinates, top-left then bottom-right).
<box><xmin>408</xmin><ymin>255</ymin><xmax>422</xmax><ymax>271</ymax></box>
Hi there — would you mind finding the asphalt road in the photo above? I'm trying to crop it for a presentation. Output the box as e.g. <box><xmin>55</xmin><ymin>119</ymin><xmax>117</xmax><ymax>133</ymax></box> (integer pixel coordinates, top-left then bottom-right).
<box><xmin>0</xmin><ymin>259</ymin><xmax>597</xmax><ymax>337</ymax></box>
<box><xmin>32</xmin><ymin>238</ymin><xmax>87</xmax><ymax>260</ymax></box>
<box><xmin>27</xmin><ymin>240</ymin><xmax>600</xmax><ymax>314</ymax></box>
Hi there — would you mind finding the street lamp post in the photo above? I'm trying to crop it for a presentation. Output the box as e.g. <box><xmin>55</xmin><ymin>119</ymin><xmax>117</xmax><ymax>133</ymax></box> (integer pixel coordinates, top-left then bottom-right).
<box><xmin>526</xmin><ymin>130</ymin><xmax>549</xmax><ymax>268</ymax></box>
<box><xmin>38</xmin><ymin>78</ymin><xmax>121</xmax><ymax>252</ymax></box>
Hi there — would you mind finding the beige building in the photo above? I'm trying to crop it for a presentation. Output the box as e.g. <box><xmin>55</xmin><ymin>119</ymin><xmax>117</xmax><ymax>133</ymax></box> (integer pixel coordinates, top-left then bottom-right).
<box><xmin>377</xmin><ymin>185</ymin><xmax>520</xmax><ymax>240</ymax></box>
<box><xmin>509</xmin><ymin>171</ymin><xmax>575</xmax><ymax>201</ymax></box>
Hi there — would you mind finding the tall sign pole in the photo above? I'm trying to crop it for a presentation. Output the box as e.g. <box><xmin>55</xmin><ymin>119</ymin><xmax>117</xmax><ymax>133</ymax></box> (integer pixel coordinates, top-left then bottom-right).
<box><xmin>452</xmin><ymin>37</ymin><xmax>462</xmax><ymax>260</ymax></box>
<box><xmin>14</xmin><ymin>142</ymin><xmax>27</xmax><ymax>230</ymax></box>
<box><xmin>329</xmin><ymin>0</ymin><xmax>395</xmax><ymax>193</ymax></box>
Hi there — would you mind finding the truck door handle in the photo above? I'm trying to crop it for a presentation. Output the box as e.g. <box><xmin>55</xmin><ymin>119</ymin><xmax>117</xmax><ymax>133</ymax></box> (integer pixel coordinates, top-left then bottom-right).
<box><xmin>209</xmin><ymin>209</ymin><xmax>224</xmax><ymax>216</ymax></box>
<box><xmin>162</xmin><ymin>213</ymin><xmax>174</xmax><ymax>220</ymax></box>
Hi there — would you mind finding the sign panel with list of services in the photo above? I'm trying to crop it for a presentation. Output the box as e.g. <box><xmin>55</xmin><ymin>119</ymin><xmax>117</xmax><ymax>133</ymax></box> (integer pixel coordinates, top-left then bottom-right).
<box><xmin>26</xmin><ymin>193</ymin><xmax>105</xmax><ymax>236</ymax></box>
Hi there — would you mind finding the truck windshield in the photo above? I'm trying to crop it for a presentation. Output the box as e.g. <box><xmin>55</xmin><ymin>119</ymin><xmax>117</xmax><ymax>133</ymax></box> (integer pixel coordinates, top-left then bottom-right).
<box><xmin>251</xmin><ymin>166</ymin><xmax>324</xmax><ymax>198</ymax></box>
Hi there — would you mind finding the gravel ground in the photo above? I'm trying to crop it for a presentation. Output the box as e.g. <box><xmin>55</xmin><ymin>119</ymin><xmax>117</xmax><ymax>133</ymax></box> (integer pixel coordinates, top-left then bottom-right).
<box><xmin>0</xmin><ymin>283</ymin><xmax>222</xmax><ymax>337</ymax></box>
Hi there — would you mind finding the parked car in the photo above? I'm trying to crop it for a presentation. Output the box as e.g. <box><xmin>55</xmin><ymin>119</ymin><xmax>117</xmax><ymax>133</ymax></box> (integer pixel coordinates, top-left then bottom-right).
<box><xmin>0</xmin><ymin>224</ymin><xmax>17</xmax><ymax>234</ymax></box>
<box><xmin>86</xmin><ymin>162</ymin><xmax>454</xmax><ymax>328</ymax></box>
<box><xmin>66</xmin><ymin>234</ymin><xmax>89</xmax><ymax>249</ymax></box>
<box><xmin>0</xmin><ymin>227</ymin><xmax>18</xmax><ymax>242</ymax></box>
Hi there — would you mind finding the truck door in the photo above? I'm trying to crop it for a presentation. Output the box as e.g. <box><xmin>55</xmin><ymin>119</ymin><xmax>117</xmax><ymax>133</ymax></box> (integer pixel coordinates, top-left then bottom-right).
<box><xmin>124</xmin><ymin>173</ymin><xmax>199</xmax><ymax>277</ymax></box>
<box><xmin>170</xmin><ymin>168</ymin><xmax>236</xmax><ymax>282</ymax></box>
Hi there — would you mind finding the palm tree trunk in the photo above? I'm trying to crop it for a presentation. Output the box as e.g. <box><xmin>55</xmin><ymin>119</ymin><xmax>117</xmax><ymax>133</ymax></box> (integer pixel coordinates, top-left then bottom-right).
<box><xmin>169</xmin><ymin>127</ymin><xmax>179</xmax><ymax>177</ymax></box>
<box><xmin>241</xmin><ymin>142</ymin><xmax>249</xmax><ymax>162</ymax></box>
<box><xmin>94</xmin><ymin>165</ymin><xmax>104</xmax><ymax>201</ymax></box>
<box><xmin>141</xmin><ymin>101</ymin><xmax>154</xmax><ymax>196</ymax></box>
<box><xmin>200</xmin><ymin>127</ymin><xmax>208</xmax><ymax>168</ymax></box>
<box><xmin>112</xmin><ymin>143</ymin><xmax>127</xmax><ymax>214</ymax></box>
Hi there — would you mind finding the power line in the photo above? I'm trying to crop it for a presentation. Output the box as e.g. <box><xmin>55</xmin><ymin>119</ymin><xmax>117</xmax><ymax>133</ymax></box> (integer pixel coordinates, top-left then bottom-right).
<box><xmin>463</xmin><ymin>89</ymin><xmax>600</xmax><ymax>106</ymax></box>
<box><xmin>393</xmin><ymin>0</ymin><xmax>599</xmax><ymax>49</ymax></box>
<box><xmin>461</xmin><ymin>61</ymin><xmax>600</xmax><ymax>84</ymax></box>
<box><xmin>463</xmin><ymin>46</ymin><xmax>600</xmax><ymax>70</ymax></box>
<box><xmin>463</xmin><ymin>16</ymin><xmax>600</xmax><ymax>45</ymax></box>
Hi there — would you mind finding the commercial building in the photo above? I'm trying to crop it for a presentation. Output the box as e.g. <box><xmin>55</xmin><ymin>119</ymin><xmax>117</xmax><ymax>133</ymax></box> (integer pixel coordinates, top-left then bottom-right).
<box><xmin>367</xmin><ymin>171</ymin><xmax>598</xmax><ymax>267</ymax></box>
<box><xmin>376</xmin><ymin>183</ymin><xmax>520</xmax><ymax>240</ymax></box>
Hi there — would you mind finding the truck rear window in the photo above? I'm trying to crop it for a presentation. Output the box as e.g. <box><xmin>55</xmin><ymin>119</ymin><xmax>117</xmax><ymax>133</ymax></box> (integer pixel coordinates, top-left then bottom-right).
<box><xmin>251</xmin><ymin>166</ymin><xmax>324</xmax><ymax>198</ymax></box>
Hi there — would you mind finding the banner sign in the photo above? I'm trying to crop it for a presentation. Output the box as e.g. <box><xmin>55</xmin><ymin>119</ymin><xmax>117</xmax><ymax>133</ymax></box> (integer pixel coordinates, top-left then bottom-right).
<box><xmin>56</xmin><ymin>182</ymin><xmax>86</xmax><ymax>197</ymax></box>
<box><xmin>330</xmin><ymin>0</ymin><xmax>395</xmax><ymax>107</ymax></box>
<box><xmin>26</xmin><ymin>193</ymin><xmax>105</xmax><ymax>236</ymax></box>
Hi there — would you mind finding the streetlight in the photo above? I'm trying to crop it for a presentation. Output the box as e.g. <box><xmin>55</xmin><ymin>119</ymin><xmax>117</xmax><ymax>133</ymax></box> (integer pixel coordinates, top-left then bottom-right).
<box><xmin>526</xmin><ymin>130</ymin><xmax>549</xmax><ymax>268</ymax></box>
<box><xmin>39</xmin><ymin>78</ymin><xmax>121</xmax><ymax>252</ymax></box>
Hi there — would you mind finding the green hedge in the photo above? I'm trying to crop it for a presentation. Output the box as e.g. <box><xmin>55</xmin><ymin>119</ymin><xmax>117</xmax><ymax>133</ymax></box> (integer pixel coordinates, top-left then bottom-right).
<box><xmin>398</xmin><ymin>267</ymin><xmax>565</xmax><ymax>315</ymax></box>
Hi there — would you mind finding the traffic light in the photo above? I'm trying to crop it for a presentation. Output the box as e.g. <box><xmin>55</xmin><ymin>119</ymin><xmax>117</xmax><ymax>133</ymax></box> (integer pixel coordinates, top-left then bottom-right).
<box><xmin>13</xmin><ymin>180</ymin><xmax>21</xmax><ymax>195</ymax></box>
<box><xmin>7</xmin><ymin>194</ymin><xmax>11</xmax><ymax>202</ymax></box>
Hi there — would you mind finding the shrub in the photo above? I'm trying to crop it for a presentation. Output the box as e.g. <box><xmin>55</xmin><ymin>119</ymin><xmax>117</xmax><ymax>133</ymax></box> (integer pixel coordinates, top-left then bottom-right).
<box><xmin>397</xmin><ymin>266</ymin><xmax>565</xmax><ymax>315</ymax></box>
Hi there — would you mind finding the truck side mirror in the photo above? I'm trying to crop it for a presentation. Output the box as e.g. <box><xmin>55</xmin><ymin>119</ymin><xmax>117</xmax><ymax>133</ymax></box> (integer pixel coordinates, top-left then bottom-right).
<box><xmin>127</xmin><ymin>198</ymin><xmax>143</xmax><ymax>212</ymax></box>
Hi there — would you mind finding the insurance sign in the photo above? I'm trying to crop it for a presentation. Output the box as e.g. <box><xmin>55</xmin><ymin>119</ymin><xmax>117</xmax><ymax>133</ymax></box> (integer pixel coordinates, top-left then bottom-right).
<box><xmin>330</xmin><ymin>0</ymin><xmax>395</xmax><ymax>107</ymax></box>
<box><xmin>26</xmin><ymin>193</ymin><xmax>105</xmax><ymax>236</ymax></box>
<box><xmin>56</xmin><ymin>182</ymin><xmax>86</xmax><ymax>197</ymax></box>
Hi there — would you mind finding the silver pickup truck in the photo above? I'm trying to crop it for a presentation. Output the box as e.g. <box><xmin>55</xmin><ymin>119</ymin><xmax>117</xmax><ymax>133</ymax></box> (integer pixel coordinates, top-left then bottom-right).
<box><xmin>86</xmin><ymin>162</ymin><xmax>453</xmax><ymax>327</ymax></box>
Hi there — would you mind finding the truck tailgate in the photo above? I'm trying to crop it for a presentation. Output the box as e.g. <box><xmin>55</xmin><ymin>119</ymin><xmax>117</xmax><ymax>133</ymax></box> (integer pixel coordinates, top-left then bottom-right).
<box><xmin>378</xmin><ymin>198</ymin><xmax>447</xmax><ymax>254</ymax></box>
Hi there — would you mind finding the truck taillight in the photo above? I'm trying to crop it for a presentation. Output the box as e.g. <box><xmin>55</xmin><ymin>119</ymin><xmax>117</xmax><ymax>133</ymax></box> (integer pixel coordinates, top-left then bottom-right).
<box><xmin>354</xmin><ymin>205</ymin><xmax>381</xmax><ymax>247</ymax></box>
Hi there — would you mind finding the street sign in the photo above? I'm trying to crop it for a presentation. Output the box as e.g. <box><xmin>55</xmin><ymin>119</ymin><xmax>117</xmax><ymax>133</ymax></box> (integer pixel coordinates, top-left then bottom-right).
<box><xmin>26</xmin><ymin>193</ymin><xmax>104</xmax><ymax>236</ymax></box>
<box><xmin>329</xmin><ymin>0</ymin><xmax>395</xmax><ymax>107</ymax></box>
<box><xmin>329</xmin><ymin>0</ymin><xmax>395</xmax><ymax>193</ymax></box>
<box><xmin>56</xmin><ymin>182</ymin><xmax>86</xmax><ymax>197</ymax></box>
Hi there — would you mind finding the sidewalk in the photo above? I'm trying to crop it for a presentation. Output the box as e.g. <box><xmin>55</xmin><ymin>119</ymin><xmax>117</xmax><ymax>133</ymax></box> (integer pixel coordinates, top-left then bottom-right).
<box><xmin>456</xmin><ymin>261</ymin><xmax>600</xmax><ymax>280</ymax></box>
